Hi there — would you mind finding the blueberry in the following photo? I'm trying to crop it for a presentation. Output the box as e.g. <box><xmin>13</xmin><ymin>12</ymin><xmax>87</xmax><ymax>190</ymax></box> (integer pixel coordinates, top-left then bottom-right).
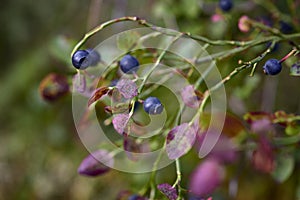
<box><xmin>280</xmin><ymin>21</ymin><xmax>293</xmax><ymax>34</ymax></box>
<box><xmin>263</xmin><ymin>59</ymin><xmax>282</xmax><ymax>75</ymax></box>
<box><xmin>143</xmin><ymin>97</ymin><xmax>164</xmax><ymax>115</ymax></box>
<box><xmin>72</xmin><ymin>50</ymin><xmax>90</xmax><ymax>69</ymax></box>
<box><xmin>120</xmin><ymin>55</ymin><xmax>139</xmax><ymax>74</ymax></box>
<box><xmin>72</xmin><ymin>49</ymin><xmax>101</xmax><ymax>70</ymax></box>
<box><xmin>86</xmin><ymin>49</ymin><xmax>101</xmax><ymax>66</ymax></box>
<box><xmin>128</xmin><ymin>194</ymin><xmax>140</xmax><ymax>200</ymax></box>
<box><xmin>219</xmin><ymin>0</ymin><xmax>233</xmax><ymax>12</ymax></box>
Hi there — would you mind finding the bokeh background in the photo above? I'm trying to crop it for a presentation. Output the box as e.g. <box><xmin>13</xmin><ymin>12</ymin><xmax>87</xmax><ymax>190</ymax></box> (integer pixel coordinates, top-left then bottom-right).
<box><xmin>0</xmin><ymin>0</ymin><xmax>300</xmax><ymax>199</ymax></box>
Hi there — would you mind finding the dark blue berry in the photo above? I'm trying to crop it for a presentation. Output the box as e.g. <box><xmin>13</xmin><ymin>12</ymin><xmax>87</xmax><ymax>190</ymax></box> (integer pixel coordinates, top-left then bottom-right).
<box><xmin>219</xmin><ymin>0</ymin><xmax>233</xmax><ymax>12</ymax></box>
<box><xmin>86</xmin><ymin>49</ymin><xmax>101</xmax><ymax>66</ymax></box>
<box><xmin>120</xmin><ymin>55</ymin><xmax>139</xmax><ymax>74</ymax></box>
<box><xmin>263</xmin><ymin>59</ymin><xmax>282</xmax><ymax>75</ymax></box>
<box><xmin>280</xmin><ymin>21</ymin><xmax>293</xmax><ymax>34</ymax></box>
<box><xmin>143</xmin><ymin>97</ymin><xmax>164</xmax><ymax>115</ymax></box>
<box><xmin>72</xmin><ymin>50</ymin><xmax>90</xmax><ymax>69</ymax></box>
<box><xmin>128</xmin><ymin>194</ymin><xmax>145</xmax><ymax>200</ymax></box>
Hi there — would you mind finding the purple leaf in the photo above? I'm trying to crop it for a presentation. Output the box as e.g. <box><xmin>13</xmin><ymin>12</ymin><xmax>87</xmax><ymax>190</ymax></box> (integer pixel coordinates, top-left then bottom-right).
<box><xmin>112</xmin><ymin>113</ymin><xmax>130</xmax><ymax>135</ymax></box>
<box><xmin>180</xmin><ymin>85</ymin><xmax>201</xmax><ymax>108</ymax></box>
<box><xmin>116</xmin><ymin>78</ymin><xmax>138</xmax><ymax>99</ymax></box>
<box><xmin>157</xmin><ymin>183</ymin><xmax>178</xmax><ymax>200</ymax></box>
<box><xmin>72</xmin><ymin>73</ymin><xmax>86</xmax><ymax>94</ymax></box>
<box><xmin>78</xmin><ymin>149</ymin><xmax>114</xmax><ymax>177</ymax></box>
<box><xmin>166</xmin><ymin>123</ymin><xmax>196</xmax><ymax>159</ymax></box>
<box><xmin>189</xmin><ymin>159</ymin><xmax>225</xmax><ymax>197</ymax></box>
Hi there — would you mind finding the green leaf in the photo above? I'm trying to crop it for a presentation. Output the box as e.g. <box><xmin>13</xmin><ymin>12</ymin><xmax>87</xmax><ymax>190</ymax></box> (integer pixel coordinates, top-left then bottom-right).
<box><xmin>117</xmin><ymin>31</ymin><xmax>140</xmax><ymax>51</ymax></box>
<box><xmin>285</xmin><ymin>124</ymin><xmax>300</xmax><ymax>135</ymax></box>
<box><xmin>271</xmin><ymin>154</ymin><xmax>294</xmax><ymax>183</ymax></box>
<box><xmin>49</xmin><ymin>35</ymin><xmax>74</xmax><ymax>65</ymax></box>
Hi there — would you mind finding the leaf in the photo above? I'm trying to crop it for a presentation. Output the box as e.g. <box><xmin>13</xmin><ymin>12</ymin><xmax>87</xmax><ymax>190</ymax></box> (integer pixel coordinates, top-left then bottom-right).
<box><xmin>49</xmin><ymin>35</ymin><xmax>74</xmax><ymax>65</ymax></box>
<box><xmin>39</xmin><ymin>73</ymin><xmax>69</xmax><ymax>102</ymax></box>
<box><xmin>157</xmin><ymin>183</ymin><xmax>178</xmax><ymax>200</ymax></box>
<box><xmin>116</xmin><ymin>79</ymin><xmax>138</xmax><ymax>99</ymax></box>
<box><xmin>117</xmin><ymin>31</ymin><xmax>140</xmax><ymax>51</ymax></box>
<box><xmin>252</xmin><ymin>137</ymin><xmax>274</xmax><ymax>173</ymax></box>
<box><xmin>285</xmin><ymin>124</ymin><xmax>300</xmax><ymax>135</ymax></box>
<box><xmin>189</xmin><ymin>159</ymin><xmax>225</xmax><ymax>197</ymax></box>
<box><xmin>180</xmin><ymin>85</ymin><xmax>202</xmax><ymax>108</ymax></box>
<box><xmin>77</xmin><ymin>149</ymin><xmax>114</xmax><ymax>177</ymax></box>
<box><xmin>243</xmin><ymin>111</ymin><xmax>272</xmax><ymax>124</ymax></box>
<box><xmin>72</xmin><ymin>72</ymin><xmax>86</xmax><ymax>93</ymax></box>
<box><xmin>88</xmin><ymin>86</ymin><xmax>110</xmax><ymax>107</ymax></box>
<box><xmin>271</xmin><ymin>154</ymin><xmax>294</xmax><ymax>183</ymax></box>
<box><xmin>112</xmin><ymin>114</ymin><xmax>130</xmax><ymax>135</ymax></box>
<box><xmin>123</xmin><ymin>136</ymin><xmax>149</xmax><ymax>161</ymax></box>
<box><xmin>166</xmin><ymin>123</ymin><xmax>196</xmax><ymax>159</ymax></box>
<box><xmin>290</xmin><ymin>62</ymin><xmax>300</xmax><ymax>76</ymax></box>
<box><xmin>200</xmin><ymin>113</ymin><xmax>246</xmax><ymax>138</ymax></box>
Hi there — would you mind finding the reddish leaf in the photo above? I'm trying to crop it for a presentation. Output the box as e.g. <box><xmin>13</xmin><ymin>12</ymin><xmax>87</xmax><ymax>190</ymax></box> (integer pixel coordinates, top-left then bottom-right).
<box><xmin>157</xmin><ymin>183</ymin><xmax>178</xmax><ymax>200</ymax></box>
<box><xmin>243</xmin><ymin>111</ymin><xmax>272</xmax><ymax>124</ymax></box>
<box><xmin>166</xmin><ymin>123</ymin><xmax>196</xmax><ymax>159</ymax></box>
<box><xmin>200</xmin><ymin>113</ymin><xmax>245</xmax><ymax>138</ymax></box>
<box><xmin>39</xmin><ymin>73</ymin><xmax>69</xmax><ymax>102</ymax></box>
<box><xmin>252</xmin><ymin>137</ymin><xmax>275</xmax><ymax>173</ymax></box>
<box><xmin>88</xmin><ymin>86</ymin><xmax>110</xmax><ymax>107</ymax></box>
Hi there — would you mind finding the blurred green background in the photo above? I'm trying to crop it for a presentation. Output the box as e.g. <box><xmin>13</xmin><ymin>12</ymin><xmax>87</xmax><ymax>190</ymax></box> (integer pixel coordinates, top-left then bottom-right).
<box><xmin>0</xmin><ymin>0</ymin><xmax>300</xmax><ymax>200</ymax></box>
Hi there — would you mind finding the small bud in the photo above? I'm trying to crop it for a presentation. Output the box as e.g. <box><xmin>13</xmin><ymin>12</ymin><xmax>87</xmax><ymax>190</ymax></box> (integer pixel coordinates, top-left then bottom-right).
<box><xmin>238</xmin><ymin>15</ymin><xmax>251</xmax><ymax>32</ymax></box>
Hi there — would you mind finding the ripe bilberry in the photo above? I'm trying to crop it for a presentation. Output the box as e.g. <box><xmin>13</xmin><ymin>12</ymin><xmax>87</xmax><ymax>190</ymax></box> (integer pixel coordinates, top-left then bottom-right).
<box><xmin>143</xmin><ymin>97</ymin><xmax>164</xmax><ymax>115</ymax></box>
<box><xmin>120</xmin><ymin>55</ymin><xmax>139</xmax><ymax>74</ymax></box>
<box><xmin>72</xmin><ymin>50</ymin><xmax>90</xmax><ymax>69</ymax></box>
<box><xmin>219</xmin><ymin>0</ymin><xmax>233</xmax><ymax>12</ymax></box>
<box><xmin>263</xmin><ymin>59</ymin><xmax>282</xmax><ymax>75</ymax></box>
<box><xmin>72</xmin><ymin>49</ymin><xmax>101</xmax><ymax>69</ymax></box>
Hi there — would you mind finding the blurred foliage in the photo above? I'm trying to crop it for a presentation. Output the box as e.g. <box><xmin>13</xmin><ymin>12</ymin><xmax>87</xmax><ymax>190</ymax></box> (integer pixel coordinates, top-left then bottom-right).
<box><xmin>0</xmin><ymin>0</ymin><xmax>300</xmax><ymax>200</ymax></box>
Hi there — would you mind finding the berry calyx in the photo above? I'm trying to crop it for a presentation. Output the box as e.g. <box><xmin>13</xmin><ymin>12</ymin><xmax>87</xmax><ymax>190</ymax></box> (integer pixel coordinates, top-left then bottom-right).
<box><xmin>263</xmin><ymin>59</ymin><xmax>282</xmax><ymax>75</ymax></box>
<box><xmin>143</xmin><ymin>97</ymin><xmax>164</xmax><ymax>115</ymax></box>
<box><xmin>72</xmin><ymin>50</ymin><xmax>90</xmax><ymax>69</ymax></box>
<box><xmin>219</xmin><ymin>0</ymin><xmax>233</xmax><ymax>12</ymax></box>
<box><xmin>120</xmin><ymin>55</ymin><xmax>139</xmax><ymax>74</ymax></box>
